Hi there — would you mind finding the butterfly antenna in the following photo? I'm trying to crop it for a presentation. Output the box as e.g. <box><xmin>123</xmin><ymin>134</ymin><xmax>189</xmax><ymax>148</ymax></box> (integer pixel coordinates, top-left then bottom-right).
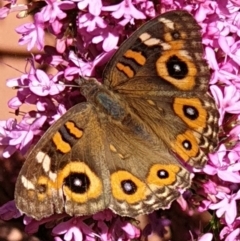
<box><xmin>75</xmin><ymin>76</ymin><xmax>92</xmax><ymax>86</ymax></box>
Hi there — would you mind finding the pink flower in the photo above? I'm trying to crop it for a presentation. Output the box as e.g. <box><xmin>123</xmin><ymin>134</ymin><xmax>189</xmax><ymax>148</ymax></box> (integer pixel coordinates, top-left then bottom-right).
<box><xmin>219</xmin><ymin>37</ymin><xmax>240</xmax><ymax>65</ymax></box>
<box><xmin>35</xmin><ymin>50</ymin><xmax>69</xmax><ymax>66</ymax></box>
<box><xmin>226</xmin><ymin>229</ymin><xmax>240</xmax><ymax>241</ymax></box>
<box><xmin>40</xmin><ymin>0</ymin><xmax>75</xmax><ymax>24</ymax></box>
<box><xmin>220</xmin><ymin>219</ymin><xmax>240</xmax><ymax>241</ymax></box>
<box><xmin>209</xmin><ymin>190</ymin><xmax>240</xmax><ymax>225</ymax></box>
<box><xmin>78</xmin><ymin>13</ymin><xmax>107</xmax><ymax>32</ymax></box>
<box><xmin>0</xmin><ymin>5</ymin><xmax>10</xmax><ymax>19</ymax></box>
<box><xmin>194</xmin><ymin>1</ymin><xmax>219</xmax><ymax>22</ymax></box>
<box><xmin>91</xmin><ymin>27</ymin><xmax>120</xmax><ymax>52</ymax></box>
<box><xmin>75</xmin><ymin>0</ymin><xmax>102</xmax><ymax>16</ymax></box>
<box><xmin>0</xmin><ymin>201</ymin><xmax>21</xmax><ymax>220</ymax></box>
<box><xmin>0</xmin><ymin>114</ymin><xmax>46</xmax><ymax>157</ymax></box>
<box><xmin>35</xmin><ymin>0</ymin><xmax>75</xmax><ymax>35</ymax></box>
<box><xmin>198</xmin><ymin>233</ymin><xmax>213</xmax><ymax>241</ymax></box>
<box><xmin>206</xmin><ymin>47</ymin><xmax>240</xmax><ymax>85</ymax></box>
<box><xmin>139</xmin><ymin>1</ymin><xmax>156</xmax><ymax>18</ymax></box>
<box><xmin>16</xmin><ymin>13</ymin><xmax>45</xmax><ymax>50</ymax></box>
<box><xmin>52</xmin><ymin>218</ymin><xmax>96</xmax><ymax>241</ymax></box>
<box><xmin>28</xmin><ymin>69</ymin><xmax>65</xmax><ymax>96</ymax></box>
<box><xmin>227</xmin><ymin>142</ymin><xmax>240</xmax><ymax>163</ymax></box>
<box><xmin>102</xmin><ymin>0</ymin><xmax>146</xmax><ymax>21</ymax></box>
<box><xmin>65</xmin><ymin>50</ymin><xmax>115</xmax><ymax>79</ymax></box>
<box><xmin>210</xmin><ymin>85</ymin><xmax>240</xmax><ymax>125</ymax></box>
<box><xmin>204</xmin><ymin>144</ymin><xmax>240</xmax><ymax>183</ymax></box>
<box><xmin>121</xmin><ymin>221</ymin><xmax>140</xmax><ymax>239</ymax></box>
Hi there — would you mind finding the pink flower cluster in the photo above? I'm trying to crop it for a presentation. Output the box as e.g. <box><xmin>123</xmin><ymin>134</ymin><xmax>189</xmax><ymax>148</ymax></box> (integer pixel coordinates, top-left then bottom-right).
<box><xmin>0</xmin><ymin>0</ymin><xmax>240</xmax><ymax>240</ymax></box>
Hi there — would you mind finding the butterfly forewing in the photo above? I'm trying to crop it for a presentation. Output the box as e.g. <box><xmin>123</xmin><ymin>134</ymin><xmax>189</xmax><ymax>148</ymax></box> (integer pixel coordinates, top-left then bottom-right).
<box><xmin>103</xmin><ymin>10</ymin><xmax>209</xmax><ymax>93</ymax></box>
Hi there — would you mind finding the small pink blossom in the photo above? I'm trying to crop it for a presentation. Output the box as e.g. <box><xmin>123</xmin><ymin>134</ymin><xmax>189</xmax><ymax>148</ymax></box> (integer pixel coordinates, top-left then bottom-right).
<box><xmin>204</xmin><ymin>144</ymin><xmax>240</xmax><ymax>183</ymax></box>
<box><xmin>65</xmin><ymin>50</ymin><xmax>115</xmax><ymax>79</ymax></box>
<box><xmin>139</xmin><ymin>1</ymin><xmax>156</xmax><ymax>18</ymax></box>
<box><xmin>0</xmin><ymin>5</ymin><xmax>10</xmax><ymax>19</ymax></box>
<box><xmin>220</xmin><ymin>219</ymin><xmax>240</xmax><ymax>241</ymax></box>
<box><xmin>206</xmin><ymin>47</ymin><xmax>240</xmax><ymax>85</ymax></box>
<box><xmin>78</xmin><ymin>13</ymin><xmax>107</xmax><ymax>32</ymax></box>
<box><xmin>210</xmin><ymin>85</ymin><xmax>240</xmax><ymax>125</ymax></box>
<box><xmin>121</xmin><ymin>221</ymin><xmax>141</xmax><ymax>239</ymax></box>
<box><xmin>29</xmin><ymin>69</ymin><xmax>65</xmax><ymax>96</ymax></box>
<box><xmin>75</xmin><ymin>0</ymin><xmax>102</xmax><ymax>16</ymax></box>
<box><xmin>209</xmin><ymin>190</ymin><xmax>240</xmax><ymax>225</ymax></box>
<box><xmin>40</xmin><ymin>0</ymin><xmax>75</xmax><ymax>23</ymax></box>
<box><xmin>16</xmin><ymin>13</ymin><xmax>45</xmax><ymax>50</ymax></box>
<box><xmin>52</xmin><ymin>218</ymin><xmax>96</xmax><ymax>241</ymax></box>
<box><xmin>198</xmin><ymin>233</ymin><xmax>213</xmax><ymax>241</ymax></box>
<box><xmin>0</xmin><ymin>114</ymin><xmax>46</xmax><ymax>157</ymax></box>
<box><xmin>102</xmin><ymin>0</ymin><xmax>146</xmax><ymax>21</ymax></box>
<box><xmin>91</xmin><ymin>27</ymin><xmax>120</xmax><ymax>52</ymax></box>
<box><xmin>0</xmin><ymin>201</ymin><xmax>21</xmax><ymax>220</ymax></box>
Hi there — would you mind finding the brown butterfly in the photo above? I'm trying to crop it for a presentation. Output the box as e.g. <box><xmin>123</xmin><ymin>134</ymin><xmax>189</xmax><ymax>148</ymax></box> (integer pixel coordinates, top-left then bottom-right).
<box><xmin>15</xmin><ymin>10</ymin><xmax>219</xmax><ymax>220</ymax></box>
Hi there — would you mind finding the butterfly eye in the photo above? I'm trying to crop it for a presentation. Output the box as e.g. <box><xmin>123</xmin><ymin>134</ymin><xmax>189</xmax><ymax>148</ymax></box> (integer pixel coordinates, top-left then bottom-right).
<box><xmin>121</xmin><ymin>180</ymin><xmax>137</xmax><ymax>195</ymax></box>
<box><xmin>183</xmin><ymin>105</ymin><xmax>199</xmax><ymax>120</ymax></box>
<box><xmin>157</xmin><ymin>169</ymin><xmax>169</xmax><ymax>179</ymax></box>
<box><xmin>64</xmin><ymin>172</ymin><xmax>90</xmax><ymax>194</ymax></box>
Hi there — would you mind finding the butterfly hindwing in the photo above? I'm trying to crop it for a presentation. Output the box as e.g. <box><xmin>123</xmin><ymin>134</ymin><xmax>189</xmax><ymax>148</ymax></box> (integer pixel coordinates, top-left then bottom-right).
<box><xmin>104</xmin><ymin>120</ymin><xmax>191</xmax><ymax>216</ymax></box>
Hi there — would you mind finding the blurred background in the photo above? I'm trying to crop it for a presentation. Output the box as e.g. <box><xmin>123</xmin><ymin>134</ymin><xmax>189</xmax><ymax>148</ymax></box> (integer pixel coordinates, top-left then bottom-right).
<box><xmin>0</xmin><ymin>0</ymin><xmax>54</xmax><ymax>121</ymax></box>
<box><xmin>0</xmin><ymin>2</ymin><xmax>54</xmax><ymax>240</ymax></box>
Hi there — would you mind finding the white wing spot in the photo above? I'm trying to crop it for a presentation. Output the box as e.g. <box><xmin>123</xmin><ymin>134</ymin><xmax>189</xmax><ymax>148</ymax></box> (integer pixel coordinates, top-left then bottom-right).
<box><xmin>160</xmin><ymin>43</ymin><xmax>171</xmax><ymax>50</ymax></box>
<box><xmin>36</xmin><ymin>151</ymin><xmax>51</xmax><ymax>172</ymax></box>
<box><xmin>49</xmin><ymin>171</ymin><xmax>57</xmax><ymax>182</ymax></box>
<box><xmin>110</xmin><ymin>144</ymin><xmax>117</xmax><ymax>153</ymax></box>
<box><xmin>36</xmin><ymin>151</ymin><xmax>45</xmax><ymax>163</ymax></box>
<box><xmin>21</xmin><ymin>176</ymin><xmax>35</xmax><ymax>190</ymax></box>
<box><xmin>144</xmin><ymin>38</ymin><xmax>161</xmax><ymax>46</ymax></box>
<box><xmin>139</xmin><ymin>33</ymin><xmax>161</xmax><ymax>46</ymax></box>
<box><xmin>147</xmin><ymin>100</ymin><xmax>155</xmax><ymax>106</ymax></box>
<box><xmin>139</xmin><ymin>32</ymin><xmax>151</xmax><ymax>42</ymax></box>
<box><xmin>158</xmin><ymin>18</ymin><xmax>175</xmax><ymax>29</ymax></box>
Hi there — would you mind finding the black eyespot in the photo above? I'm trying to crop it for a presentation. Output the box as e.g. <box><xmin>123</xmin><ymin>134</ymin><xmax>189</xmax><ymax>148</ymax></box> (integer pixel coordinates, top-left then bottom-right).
<box><xmin>121</xmin><ymin>180</ymin><xmax>137</xmax><ymax>195</ymax></box>
<box><xmin>171</xmin><ymin>31</ymin><xmax>180</xmax><ymax>39</ymax></box>
<box><xmin>166</xmin><ymin>55</ymin><xmax>188</xmax><ymax>79</ymax></box>
<box><xmin>183</xmin><ymin>105</ymin><xmax>199</xmax><ymax>120</ymax></box>
<box><xmin>157</xmin><ymin>169</ymin><xmax>169</xmax><ymax>179</ymax></box>
<box><xmin>37</xmin><ymin>184</ymin><xmax>47</xmax><ymax>194</ymax></box>
<box><xmin>64</xmin><ymin>172</ymin><xmax>90</xmax><ymax>194</ymax></box>
<box><xmin>182</xmin><ymin>140</ymin><xmax>192</xmax><ymax>150</ymax></box>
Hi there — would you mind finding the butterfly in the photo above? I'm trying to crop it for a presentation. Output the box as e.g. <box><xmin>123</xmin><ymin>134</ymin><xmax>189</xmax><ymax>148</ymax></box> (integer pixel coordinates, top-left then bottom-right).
<box><xmin>15</xmin><ymin>10</ymin><xmax>219</xmax><ymax>220</ymax></box>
